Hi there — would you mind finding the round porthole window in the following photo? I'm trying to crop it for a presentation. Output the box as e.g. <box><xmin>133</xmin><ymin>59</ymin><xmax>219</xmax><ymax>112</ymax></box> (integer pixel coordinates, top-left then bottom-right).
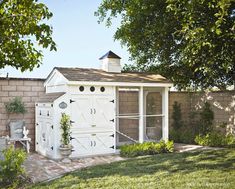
<box><xmin>100</xmin><ymin>86</ymin><xmax>105</xmax><ymax>92</ymax></box>
<box><xmin>79</xmin><ymin>86</ymin><xmax>84</xmax><ymax>92</ymax></box>
<box><xmin>90</xmin><ymin>86</ymin><xmax>95</xmax><ymax>92</ymax></box>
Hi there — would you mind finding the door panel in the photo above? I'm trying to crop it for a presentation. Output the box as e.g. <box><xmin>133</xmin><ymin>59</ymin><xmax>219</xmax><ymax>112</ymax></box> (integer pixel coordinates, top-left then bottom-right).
<box><xmin>36</xmin><ymin>119</ymin><xmax>53</xmax><ymax>156</ymax></box>
<box><xmin>68</xmin><ymin>90</ymin><xmax>116</xmax><ymax>157</ymax></box>
<box><xmin>92</xmin><ymin>132</ymin><xmax>115</xmax><ymax>155</ymax></box>
<box><xmin>45</xmin><ymin>120</ymin><xmax>54</xmax><ymax>156</ymax></box>
<box><xmin>70</xmin><ymin>133</ymin><xmax>93</xmax><ymax>157</ymax></box>
<box><xmin>92</xmin><ymin>96</ymin><xmax>115</xmax><ymax>129</ymax></box>
<box><xmin>70</xmin><ymin>95</ymin><xmax>93</xmax><ymax>129</ymax></box>
<box><xmin>36</xmin><ymin>120</ymin><xmax>44</xmax><ymax>154</ymax></box>
<box><xmin>70</xmin><ymin>132</ymin><xmax>115</xmax><ymax>157</ymax></box>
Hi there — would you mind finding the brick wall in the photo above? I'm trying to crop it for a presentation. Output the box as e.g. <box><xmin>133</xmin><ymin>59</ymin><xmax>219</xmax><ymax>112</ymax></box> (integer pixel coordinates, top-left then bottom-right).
<box><xmin>0</xmin><ymin>78</ymin><xmax>45</xmax><ymax>150</ymax></box>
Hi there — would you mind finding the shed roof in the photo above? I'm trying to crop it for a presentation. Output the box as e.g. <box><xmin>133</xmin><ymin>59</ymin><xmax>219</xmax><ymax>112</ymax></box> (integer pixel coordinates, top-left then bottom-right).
<box><xmin>54</xmin><ymin>67</ymin><xmax>171</xmax><ymax>84</ymax></box>
<box><xmin>36</xmin><ymin>92</ymin><xmax>65</xmax><ymax>103</ymax></box>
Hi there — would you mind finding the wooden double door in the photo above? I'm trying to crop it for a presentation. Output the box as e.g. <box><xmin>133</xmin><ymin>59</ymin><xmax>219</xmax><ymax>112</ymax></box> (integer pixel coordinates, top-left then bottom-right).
<box><xmin>69</xmin><ymin>93</ymin><xmax>116</xmax><ymax>157</ymax></box>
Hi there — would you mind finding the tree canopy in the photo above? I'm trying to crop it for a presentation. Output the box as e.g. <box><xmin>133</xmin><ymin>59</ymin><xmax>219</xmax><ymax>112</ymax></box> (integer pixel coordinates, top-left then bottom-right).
<box><xmin>96</xmin><ymin>0</ymin><xmax>235</xmax><ymax>90</ymax></box>
<box><xmin>0</xmin><ymin>0</ymin><xmax>56</xmax><ymax>72</ymax></box>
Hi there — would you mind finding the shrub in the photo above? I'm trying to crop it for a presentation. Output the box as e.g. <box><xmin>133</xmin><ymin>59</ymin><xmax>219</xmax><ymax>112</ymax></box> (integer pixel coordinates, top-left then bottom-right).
<box><xmin>0</xmin><ymin>145</ymin><xmax>27</xmax><ymax>188</ymax></box>
<box><xmin>5</xmin><ymin>97</ymin><xmax>27</xmax><ymax>114</ymax></box>
<box><xmin>199</xmin><ymin>102</ymin><xmax>214</xmax><ymax>135</ymax></box>
<box><xmin>170</xmin><ymin>101</ymin><xmax>198</xmax><ymax>144</ymax></box>
<box><xmin>120</xmin><ymin>141</ymin><xmax>174</xmax><ymax>158</ymax></box>
<box><xmin>188</xmin><ymin>110</ymin><xmax>200</xmax><ymax>135</ymax></box>
<box><xmin>170</xmin><ymin>101</ymin><xmax>188</xmax><ymax>143</ymax></box>
<box><xmin>195</xmin><ymin>132</ymin><xmax>224</xmax><ymax>147</ymax></box>
<box><xmin>169</xmin><ymin>129</ymin><xmax>181</xmax><ymax>143</ymax></box>
<box><xmin>195</xmin><ymin>132</ymin><xmax>235</xmax><ymax>147</ymax></box>
<box><xmin>170</xmin><ymin>127</ymin><xmax>196</xmax><ymax>144</ymax></box>
<box><xmin>172</xmin><ymin>101</ymin><xmax>183</xmax><ymax>130</ymax></box>
<box><xmin>178</xmin><ymin>129</ymin><xmax>196</xmax><ymax>144</ymax></box>
<box><xmin>224</xmin><ymin>134</ymin><xmax>235</xmax><ymax>148</ymax></box>
<box><xmin>165</xmin><ymin>140</ymin><xmax>174</xmax><ymax>152</ymax></box>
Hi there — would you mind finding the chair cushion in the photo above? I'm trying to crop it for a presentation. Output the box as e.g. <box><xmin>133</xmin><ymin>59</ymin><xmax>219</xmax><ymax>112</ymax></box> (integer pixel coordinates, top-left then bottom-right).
<box><xmin>9</xmin><ymin>120</ymin><xmax>25</xmax><ymax>139</ymax></box>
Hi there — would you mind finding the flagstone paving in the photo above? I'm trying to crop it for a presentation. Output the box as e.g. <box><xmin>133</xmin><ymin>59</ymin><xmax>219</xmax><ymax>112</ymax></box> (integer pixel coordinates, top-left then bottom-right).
<box><xmin>24</xmin><ymin>153</ymin><xmax>126</xmax><ymax>183</ymax></box>
<box><xmin>174</xmin><ymin>143</ymin><xmax>222</xmax><ymax>152</ymax></box>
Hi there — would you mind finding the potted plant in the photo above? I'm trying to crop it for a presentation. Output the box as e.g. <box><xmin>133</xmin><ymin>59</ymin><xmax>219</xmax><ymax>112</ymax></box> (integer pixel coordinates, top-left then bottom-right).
<box><xmin>59</xmin><ymin>113</ymin><xmax>72</xmax><ymax>162</ymax></box>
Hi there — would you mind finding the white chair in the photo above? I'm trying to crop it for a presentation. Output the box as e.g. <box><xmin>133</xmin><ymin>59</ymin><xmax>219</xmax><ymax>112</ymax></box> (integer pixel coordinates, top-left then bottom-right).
<box><xmin>8</xmin><ymin>120</ymin><xmax>31</xmax><ymax>153</ymax></box>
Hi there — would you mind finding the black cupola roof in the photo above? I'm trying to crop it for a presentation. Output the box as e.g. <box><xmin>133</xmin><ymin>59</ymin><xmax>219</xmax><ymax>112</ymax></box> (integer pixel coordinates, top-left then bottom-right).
<box><xmin>99</xmin><ymin>50</ymin><xmax>121</xmax><ymax>60</ymax></box>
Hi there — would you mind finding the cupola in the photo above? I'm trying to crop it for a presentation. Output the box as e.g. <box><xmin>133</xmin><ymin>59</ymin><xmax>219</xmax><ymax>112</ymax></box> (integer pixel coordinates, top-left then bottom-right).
<box><xmin>99</xmin><ymin>51</ymin><xmax>121</xmax><ymax>73</ymax></box>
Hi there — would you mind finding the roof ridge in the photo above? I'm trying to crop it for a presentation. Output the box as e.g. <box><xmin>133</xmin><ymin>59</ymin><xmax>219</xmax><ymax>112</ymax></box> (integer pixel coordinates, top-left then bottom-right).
<box><xmin>55</xmin><ymin>67</ymin><xmax>102</xmax><ymax>70</ymax></box>
<box><xmin>52</xmin><ymin>67</ymin><xmax>171</xmax><ymax>84</ymax></box>
<box><xmin>55</xmin><ymin>67</ymin><xmax>162</xmax><ymax>74</ymax></box>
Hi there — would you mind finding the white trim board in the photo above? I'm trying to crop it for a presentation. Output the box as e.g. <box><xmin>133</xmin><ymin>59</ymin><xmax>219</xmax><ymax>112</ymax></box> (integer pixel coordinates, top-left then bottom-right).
<box><xmin>68</xmin><ymin>81</ymin><xmax>173</xmax><ymax>87</ymax></box>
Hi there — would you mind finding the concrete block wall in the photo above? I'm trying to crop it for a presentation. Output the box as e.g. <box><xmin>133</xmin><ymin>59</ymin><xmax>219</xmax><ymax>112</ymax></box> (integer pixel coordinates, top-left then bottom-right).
<box><xmin>118</xmin><ymin>91</ymin><xmax>163</xmax><ymax>142</ymax></box>
<box><xmin>145</xmin><ymin>92</ymin><xmax>162</xmax><ymax>140</ymax></box>
<box><xmin>0</xmin><ymin>78</ymin><xmax>45</xmax><ymax>150</ymax></box>
<box><xmin>169</xmin><ymin>91</ymin><xmax>235</xmax><ymax>133</ymax></box>
<box><xmin>192</xmin><ymin>91</ymin><xmax>235</xmax><ymax>133</ymax></box>
<box><xmin>0</xmin><ymin>77</ymin><xmax>234</xmax><ymax>150</ymax></box>
<box><xmin>119</xmin><ymin>91</ymin><xmax>139</xmax><ymax>142</ymax></box>
<box><xmin>169</xmin><ymin>92</ymin><xmax>191</xmax><ymax>128</ymax></box>
<box><xmin>119</xmin><ymin>90</ymin><xmax>235</xmax><ymax>143</ymax></box>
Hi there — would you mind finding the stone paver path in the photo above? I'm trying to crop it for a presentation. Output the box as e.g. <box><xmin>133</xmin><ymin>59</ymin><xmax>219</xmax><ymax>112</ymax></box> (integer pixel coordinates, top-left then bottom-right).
<box><xmin>174</xmin><ymin>143</ymin><xmax>223</xmax><ymax>152</ymax></box>
<box><xmin>24</xmin><ymin>154</ymin><xmax>126</xmax><ymax>183</ymax></box>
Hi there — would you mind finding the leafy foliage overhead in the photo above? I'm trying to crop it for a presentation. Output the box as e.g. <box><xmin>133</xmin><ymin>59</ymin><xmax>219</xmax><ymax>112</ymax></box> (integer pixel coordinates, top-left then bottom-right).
<box><xmin>0</xmin><ymin>0</ymin><xmax>56</xmax><ymax>71</ymax></box>
<box><xmin>96</xmin><ymin>0</ymin><xmax>235</xmax><ymax>90</ymax></box>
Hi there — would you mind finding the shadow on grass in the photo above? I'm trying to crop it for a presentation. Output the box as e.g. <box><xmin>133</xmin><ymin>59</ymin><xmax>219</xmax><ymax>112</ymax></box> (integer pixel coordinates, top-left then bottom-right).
<box><xmin>34</xmin><ymin>149</ymin><xmax>235</xmax><ymax>188</ymax></box>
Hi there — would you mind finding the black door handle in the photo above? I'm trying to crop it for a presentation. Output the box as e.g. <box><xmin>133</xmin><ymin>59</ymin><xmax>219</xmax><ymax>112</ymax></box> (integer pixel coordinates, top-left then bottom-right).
<box><xmin>91</xmin><ymin>141</ymin><xmax>93</xmax><ymax>146</ymax></box>
<box><xmin>91</xmin><ymin>109</ymin><xmax>93</xmax><ymax>114</ymax></box>
<box><xmin>94</xmin><ymin>108</ymin><xmax>96</xmax><ymax>114</ymax></box>
<box><xmin>94</xmin><ymin>141</ymin><xmax>96</xmax><ymax>147</ymax></box>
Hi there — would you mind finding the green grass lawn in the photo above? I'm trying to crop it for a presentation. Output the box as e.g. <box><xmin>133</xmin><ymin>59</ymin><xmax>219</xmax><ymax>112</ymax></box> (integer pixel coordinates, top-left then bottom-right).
<box><xmin>31</xmin><ymin>149</ymin><xmax>235</xmax><ymax>189</ymax></box>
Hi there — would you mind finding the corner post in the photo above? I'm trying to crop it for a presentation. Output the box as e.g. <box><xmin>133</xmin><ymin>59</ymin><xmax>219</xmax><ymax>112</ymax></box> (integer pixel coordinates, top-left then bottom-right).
<box><xmin>115</xmin><ymin>86</ymin><xmax>119</xmax><ymax>146</ymax></box>
<box><xmin>139</xmin><ymin>86</ymin><xmax>144</xmax><ymax>143</ymax></box>
<box><xmin>162</xmin><ymin>87</ymin><xmax>169</xmax><ymax>141</ymax></box>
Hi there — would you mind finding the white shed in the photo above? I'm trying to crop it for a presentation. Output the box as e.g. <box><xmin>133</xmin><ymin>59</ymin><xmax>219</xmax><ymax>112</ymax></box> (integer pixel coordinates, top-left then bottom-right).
<box><xmin>35</xmin><ymin>51</ymin><xmax>173</xmax><ymax>159</ymax></box>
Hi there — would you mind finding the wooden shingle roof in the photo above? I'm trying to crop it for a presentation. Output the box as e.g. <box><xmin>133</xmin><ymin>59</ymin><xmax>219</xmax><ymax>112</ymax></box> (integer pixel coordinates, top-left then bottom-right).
<box><xmin>55</xmin><ymin>67</ymin><xmax>171</xmax><ymax>84</ymax></box>
<box><xmin>36</xmin><ymin>92</ymin><xmax>65</xmax><ymax>103</ymax></box>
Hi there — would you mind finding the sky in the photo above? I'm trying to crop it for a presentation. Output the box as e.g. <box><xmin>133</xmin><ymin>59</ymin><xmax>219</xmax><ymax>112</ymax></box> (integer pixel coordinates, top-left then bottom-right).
<box><xmin>0</xmin><ymin>0</ymin><xmax>131</xmax><ymax>79</ymax></box>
